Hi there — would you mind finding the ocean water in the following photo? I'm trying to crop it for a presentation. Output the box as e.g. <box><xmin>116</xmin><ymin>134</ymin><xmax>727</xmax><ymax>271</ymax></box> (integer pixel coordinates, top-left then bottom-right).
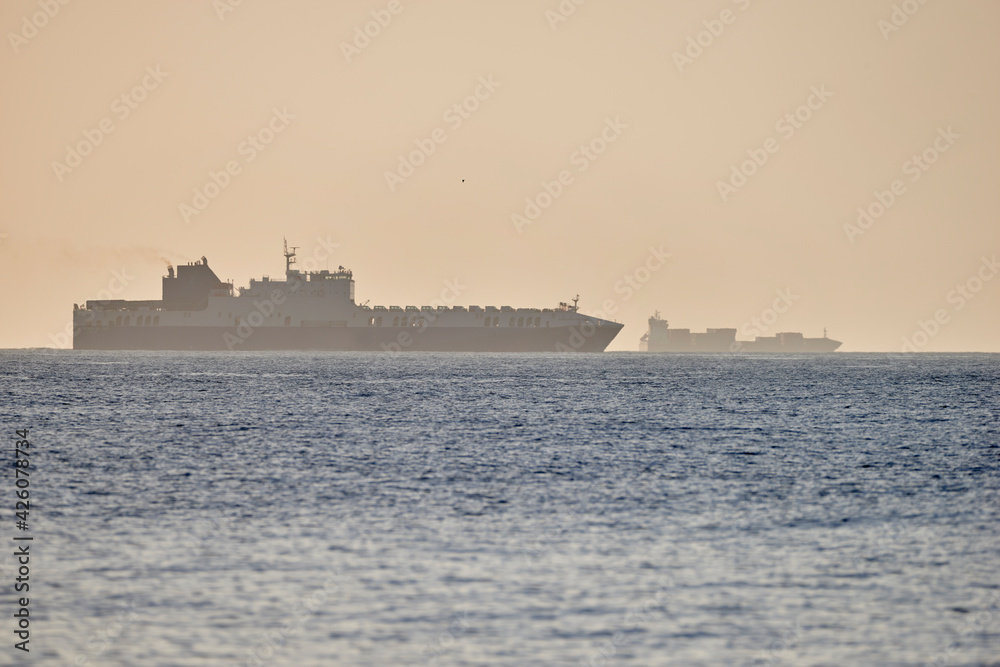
<box><xmin>1</xmin><ymin>351</ymin><xmax>998</xmax><ymax>667</ymax></box>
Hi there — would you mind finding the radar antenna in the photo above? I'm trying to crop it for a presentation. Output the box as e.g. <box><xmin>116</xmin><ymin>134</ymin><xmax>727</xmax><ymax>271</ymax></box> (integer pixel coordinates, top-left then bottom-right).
<box><xmin>283</xmin><ymin>237</ymin><xmax>299</xmax><ymax>274</ymax></box>
<box><xmin>572</xmin><ymin>294</ymin><xmax>579</xmax><ymax>312</ymax></box>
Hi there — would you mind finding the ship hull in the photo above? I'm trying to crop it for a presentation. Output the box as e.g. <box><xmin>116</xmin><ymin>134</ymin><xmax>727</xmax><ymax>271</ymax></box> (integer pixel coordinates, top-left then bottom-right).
<box><xmin>74</xmin><ymin>323</ymin><xmax>623</xmax><ymax>352</ymax></box>
<box><xmin>646</xmin><ymin>339</ymin><xmax>842</xmax><ymax>353</ymax></box>
<box><xmin>71</xmin><ymin>250</ymin><xmax>624</xmax><ymax>353</ymax></box>
<box><xmin>640</xmin><ymin>314</ymin><xmax>841</xmax><ymax>353</ymax></box>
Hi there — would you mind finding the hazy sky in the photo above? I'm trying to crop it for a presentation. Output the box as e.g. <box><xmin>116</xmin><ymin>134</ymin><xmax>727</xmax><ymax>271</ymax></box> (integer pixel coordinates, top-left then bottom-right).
<box><xmin>1</xmin><ymin>0</ymin><xmax>997</xmax><ymax>351</ymax></box>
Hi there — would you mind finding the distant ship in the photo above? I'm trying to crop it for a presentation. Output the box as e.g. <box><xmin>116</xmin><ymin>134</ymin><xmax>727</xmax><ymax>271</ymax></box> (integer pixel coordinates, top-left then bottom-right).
<box><xmin>73</xmin><ymin>241</ymin><xmax>623</xmax><ymax>352</ymax></box>
<box><xmin>639</xmin><ymin>312</ymin><xmax>841</xmax><ymax>353</ymax></box>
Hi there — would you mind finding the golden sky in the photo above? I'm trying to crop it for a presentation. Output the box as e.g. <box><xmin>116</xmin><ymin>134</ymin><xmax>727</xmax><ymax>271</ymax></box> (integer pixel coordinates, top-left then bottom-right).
<box><xmin>1</xmin><ymin>0</ymin><xmax>997</xmax><ymax>351</ymax></box>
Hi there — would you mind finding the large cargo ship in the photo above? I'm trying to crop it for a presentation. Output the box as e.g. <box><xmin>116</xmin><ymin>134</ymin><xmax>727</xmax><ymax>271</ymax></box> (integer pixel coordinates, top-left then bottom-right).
<box><xmin>73</xmin><ymin>242</ymin><xmax>623</xmax><ymax>352</ymax></box>
<box><xmin>639</xmin><ymin>312</ymin><xmax>841</xmax><ymax>353</ymax></box>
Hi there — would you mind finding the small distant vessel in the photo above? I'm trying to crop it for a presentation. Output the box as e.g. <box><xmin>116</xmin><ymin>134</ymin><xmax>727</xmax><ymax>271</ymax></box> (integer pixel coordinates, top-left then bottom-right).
<box><xmin>639</xmin><ymin>312</ymin><xmax>841</xmax><ymax>353</ymax></box>
<box><xmin>72</xmin><ymin>241</ymin><xmax>623</xmax><ymax>352</ymax></box>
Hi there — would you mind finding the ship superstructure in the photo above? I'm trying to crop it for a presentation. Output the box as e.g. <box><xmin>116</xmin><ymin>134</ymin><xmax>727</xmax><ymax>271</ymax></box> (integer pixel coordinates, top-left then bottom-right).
<box><xmin>73</xmin><ymin>242</ymin><xmax>623</xmax><ymax>352</ymax></box>
<box><xmin>639</xmin><ymin>312</ymin><xmax>841</xmax><ymax>353</ymax></box>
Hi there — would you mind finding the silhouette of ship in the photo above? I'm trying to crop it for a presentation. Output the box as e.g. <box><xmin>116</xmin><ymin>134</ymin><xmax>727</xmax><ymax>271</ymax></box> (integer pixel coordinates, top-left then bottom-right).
<box><xmin>639</xmin><ymin>312</ymin><xmax>841</xmax><ymax>353</ymax></box>
<box><xmin>72</xmin><ymin>241</ymin><xmax>623</xmax><ymax>352</ymax></box>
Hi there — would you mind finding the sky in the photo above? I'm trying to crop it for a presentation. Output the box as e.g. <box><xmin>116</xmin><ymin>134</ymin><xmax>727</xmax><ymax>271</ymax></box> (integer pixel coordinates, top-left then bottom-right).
<box><xmin>0</xmin><ymin>0</ymin><xmax>997</xmax><ymax>352</ymax></box>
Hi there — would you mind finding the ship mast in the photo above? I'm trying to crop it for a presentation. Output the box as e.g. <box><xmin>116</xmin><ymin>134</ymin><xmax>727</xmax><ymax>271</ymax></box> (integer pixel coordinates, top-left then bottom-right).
<box><xmin>283</xmin><ymin>237</ymin><xmax>299</xmax><ymax>276</ymax></box>
<box><xmin>559</xmin><ymin>294</ymin><xmax>581</xmax><ymax>312</ymax></box>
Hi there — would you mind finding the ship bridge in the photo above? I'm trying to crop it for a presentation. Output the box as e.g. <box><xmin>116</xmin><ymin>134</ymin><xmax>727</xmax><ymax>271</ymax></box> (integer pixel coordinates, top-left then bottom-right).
<box><xmin>241</xmin><ymin>240</ymin><xmax>355</xmax><ymax>302</ymax></box>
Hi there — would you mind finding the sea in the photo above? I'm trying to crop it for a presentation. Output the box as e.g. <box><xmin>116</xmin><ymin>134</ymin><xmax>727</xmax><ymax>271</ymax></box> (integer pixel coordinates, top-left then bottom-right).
<box><xmin>1</xmin><ymin>350</ymin><xmax>998</xmax><ymax>667</ymax></box>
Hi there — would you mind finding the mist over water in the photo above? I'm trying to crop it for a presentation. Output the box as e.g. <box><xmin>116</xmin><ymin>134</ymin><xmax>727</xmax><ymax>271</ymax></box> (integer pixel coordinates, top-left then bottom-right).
<box><xmin>2</xmin><ymin>351</ymin><xmax>998</xmax><ymax>666</ymax></box>
<box><xmin>3</xmin><ymin>2</ymin><xmax>1000</xmax><ymax>351</ymax></box>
